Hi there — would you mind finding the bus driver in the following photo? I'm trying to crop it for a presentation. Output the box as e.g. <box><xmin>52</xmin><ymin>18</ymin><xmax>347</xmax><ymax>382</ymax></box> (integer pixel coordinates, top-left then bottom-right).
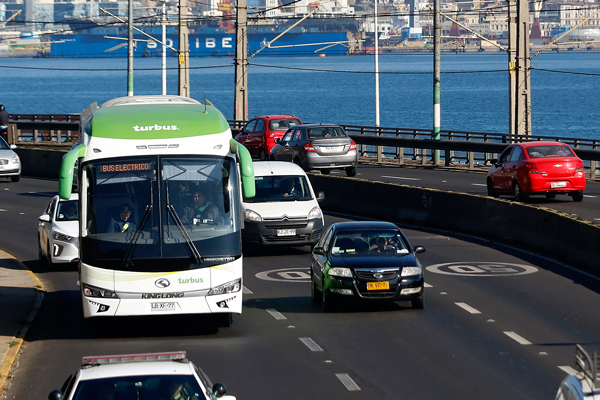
<box><xmin>181</xmin><ymin>190</ymin><xmax>223</xmax><ymax>225</ymax></box>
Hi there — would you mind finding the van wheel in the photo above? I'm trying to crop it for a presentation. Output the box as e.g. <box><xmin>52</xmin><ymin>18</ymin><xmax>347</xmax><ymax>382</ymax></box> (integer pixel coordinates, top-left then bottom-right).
<box><xmin>259</xmin><ymin>148</ymin><xmax>267</xmax><ymax>161</ymax></box>
<box><xmin>11</xmin><ymin>175</ymin><xmax>20</xmax><ymax>182</ymax></box>
<box><xmin>345</xmin><ymin>166</ymin><xmax>357</xmax><ymax>177</ymax></box>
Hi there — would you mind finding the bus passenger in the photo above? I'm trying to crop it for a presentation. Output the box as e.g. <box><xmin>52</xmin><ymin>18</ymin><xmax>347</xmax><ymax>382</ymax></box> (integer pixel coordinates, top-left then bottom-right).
<box><xmin>107</xmin><ymin>204</ymin><xmax>137</xmax><ymax>233</ymax></box>
<box><xmin>181</xmin><ymin>190</ymin><xmax>223</xmax><ymax>225</ymax></box>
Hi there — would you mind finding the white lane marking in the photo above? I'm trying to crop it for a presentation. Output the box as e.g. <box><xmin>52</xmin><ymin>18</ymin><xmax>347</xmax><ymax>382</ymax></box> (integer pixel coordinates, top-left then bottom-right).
<box><xmin>299</xmin><ymin>337</ymin><xmax>323</xmax><ymax>352</ymax></box>
<box><xmin>471</xmin><ymin>183</ymin><xmax>487</xmax><ymax>187</ymax></box>
<box><xmin>558</xmin><ymin>366</ymin><xmax>577</xmax><ymax>375</ymax></box>
<box><xmin>266</xmin><ymin>309</ymin><xmax>287</xmax><ymax>320</ymax></box>
<box><xmin>335</xmin><ymin>373</ymin><xmax>361</xmax><ymax>391</ymax></box>
<box><xmin>504</xmin><ymin>331</ymin><xmax>532</xmax><ymax>345</ymax></box>
<box><xmin>583</xmin><ymin>195</ymin><xmax>596</xmax><ymax>198</ymax></box>
<box><xmin>242</xmin><ymin>286</ymin><xmax>253</xmax><ymax>294</ymax></box>
<box><xmin>455</xmin><ymin>302</ymin><xmax>481</xmax><ymax>314</ymax></box>
<box><xmin>424</xmin><ymin>282</ymin><xmax>433</xmax><ymax>288</ymax></box>
<box><xmin>381</xmin><ymin>175</ymin><xmax>421</xmax><ymax>181</ymax></box>
<box><xmin>0</xmin><ymin>209</ymin><xmax>6</xmax><ymax>212</ymax></box>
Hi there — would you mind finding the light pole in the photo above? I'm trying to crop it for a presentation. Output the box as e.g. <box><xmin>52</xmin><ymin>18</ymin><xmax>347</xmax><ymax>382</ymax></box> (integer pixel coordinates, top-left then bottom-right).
<box><xmin>160</xmin><ymin>0</ymin><xmax>167</xmax><ymax>95</ymax></box>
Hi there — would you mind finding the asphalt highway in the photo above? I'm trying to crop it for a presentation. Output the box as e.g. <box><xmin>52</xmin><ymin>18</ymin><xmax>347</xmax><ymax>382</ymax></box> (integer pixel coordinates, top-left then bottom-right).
<box><xmin>1</xmin><ymin>174</ymin><xmax>599</xmax><ymax>400</ymax></box>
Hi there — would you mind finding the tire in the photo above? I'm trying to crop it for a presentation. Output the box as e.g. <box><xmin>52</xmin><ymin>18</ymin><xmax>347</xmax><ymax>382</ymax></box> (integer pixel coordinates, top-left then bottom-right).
<box><xmin>513</xmin><ymin>182</ymin><xmax>528</xmax><ymax>202</ymax></box>
<box><xmin>345</xmin><ymin>166</ymin><xmax>357</xmax><ymax>177</ymax></box>
<box><xmin>411</xmin><ymin>296</ymin><xmax>424</xmax><ymax>310</ymax></box>
<box><xmin>259</xmin><ymin>148</ymin><xmax>268</xmax><ymax>161</ymax></box>
<box><xmin>11</xmin><ymin>175</ymin><xmax>20</xmax><ymax>182</ymax></box>
<box><xmin>38</xmin><ymin>236</ymin><xmax>47</xmax><ymax>265</ymax></box>
<box><xmin>311</xmin><ymin>274</ymin><xmax>322</xmax><ymax>304</ymax></box>
<box><xmin>545</xmin><ymin>193</ymin><xmax>556</xmax><ymax>199</ymax></box>
<box><xmin>571</xmin><ymin>191</ymin><xmax>584</xmax><ymax>202</ymax></box>
<box><xmin>322</xmin><ymin>289</ymin><xmax>334</xmax><ymax>312</ymax></box>
<box><xmin>487</xmin><ymin>179</ymin><xmax>498</xmax><ymax>198</ymax></box>
<box><xmin>46</xmin><ymin>242</ymin><xmax>53</xmax><ymax>266</ymax></box>
<box><xmin>320</xmin><ymin>169</ymin><xmax>331</xmax><ymax>175</ymax></box>
<box><xmin>215</xmin><ymin>313</ymin><xmax>233</xmax><ymax>328</ymax></box>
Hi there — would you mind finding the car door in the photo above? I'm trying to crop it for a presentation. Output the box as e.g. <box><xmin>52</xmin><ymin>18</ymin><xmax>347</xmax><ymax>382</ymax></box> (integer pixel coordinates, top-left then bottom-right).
<box><xmin>492</xmin><ymin>146</ymin><xmax>514</xmax><ymax>193</ymax></box>
<box><xmin>246</xmin><ymin>118</ymin><xmax>265</xmax><ymax>154</ymax></box>
<box><xmin>505</xmin><ymin>145</ymin><xmax>524</xmax><ymax>190</ymax></box>
<box><xmin>236</xmin><ymin>119</ymin><xmax>257</xmax><ymax>153</ymax></box>
<box><xmin>39</xmin><ymin>196</ymin><xmax>57</xmax><ymax>252</ymax></box>
<box><xmin>277</xmin><ymin>129</ymin><xmax>297</xmax><ymax>162</ymax></box>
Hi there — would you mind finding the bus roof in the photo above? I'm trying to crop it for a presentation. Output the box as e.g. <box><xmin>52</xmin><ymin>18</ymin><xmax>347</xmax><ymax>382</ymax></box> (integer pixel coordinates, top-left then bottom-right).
<box><xmin>85</xmin><ymin>96</ymin><xmax>230</xmax><ymax>140</ymax></box>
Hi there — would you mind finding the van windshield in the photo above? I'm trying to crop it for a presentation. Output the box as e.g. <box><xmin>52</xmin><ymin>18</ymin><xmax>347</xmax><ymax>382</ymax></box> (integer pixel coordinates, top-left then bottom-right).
<box><xmin>243</xmin><ymin>175</ymin><xmax>313</xmax><ymax>202</ymax></box>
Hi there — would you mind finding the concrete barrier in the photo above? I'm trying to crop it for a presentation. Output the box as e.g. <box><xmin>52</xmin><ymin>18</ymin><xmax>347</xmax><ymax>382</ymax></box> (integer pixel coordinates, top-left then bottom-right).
<box><xmin>308</xmin><ymin>174</ymin><xmax>600</xmax><ymax>273</ymax></box>
<box><xmin>15</xmin><ymin>147</ymin><xmax>599</xmax><ymax>272</ymax></box>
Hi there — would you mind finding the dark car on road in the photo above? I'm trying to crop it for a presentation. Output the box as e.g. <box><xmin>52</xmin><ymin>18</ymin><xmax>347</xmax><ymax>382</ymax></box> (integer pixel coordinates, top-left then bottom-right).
<box><xmin>234</xmin><ymin>115</ymin><xmax>302</xmax><ymax>161</ymax></box>
<box><xmin>310</xmin><ymin>221</ymin><xmax>425</xmax><ymax>312</ymax></box>
<box><xmin>270</xmin><ymin>123</ymin><xmax>358</xmax><ymax>177</ymax></box>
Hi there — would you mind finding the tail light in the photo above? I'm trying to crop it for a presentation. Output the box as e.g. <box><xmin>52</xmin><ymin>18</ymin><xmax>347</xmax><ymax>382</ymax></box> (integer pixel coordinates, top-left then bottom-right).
<box><xmin>349</xmin><ymin>141</ymin><xmax>357</xmax><ymax>151</ymax></box>
<box><xmin>576</xmin><ymin>160</ymin><xmax>584</xmax><ymax>172</ymax></box>
<box><xmin>525</xmin><ymin>162</ymin><xmax>540</xmax><ymax>174</ymax></box>
<box><xmin>303</xmin><ymin>142</ymin><xmax>316</xmax><ymax>152</ymax></box>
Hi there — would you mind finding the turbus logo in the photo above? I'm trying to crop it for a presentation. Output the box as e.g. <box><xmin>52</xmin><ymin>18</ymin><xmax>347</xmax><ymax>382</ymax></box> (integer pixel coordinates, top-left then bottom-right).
<box><xmin>178</xmin><ymin>277</ymin><xmax>204</xmax><ymax>284</ymax></box>
<box><xmin>133</xmin><ymin>124</ymin><xmax>179</xmax><ymax>131</ymax></box>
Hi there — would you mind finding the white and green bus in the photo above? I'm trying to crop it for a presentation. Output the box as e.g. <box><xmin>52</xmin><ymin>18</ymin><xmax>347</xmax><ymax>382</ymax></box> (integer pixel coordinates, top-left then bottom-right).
<box><xmin>59</xmin><ymin>95</ymin><xmax>255</xmax><ymax>326</ymax></box>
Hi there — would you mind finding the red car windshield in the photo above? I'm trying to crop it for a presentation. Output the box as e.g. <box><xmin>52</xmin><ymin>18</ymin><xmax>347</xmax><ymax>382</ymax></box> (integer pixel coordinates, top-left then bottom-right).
<box><xmin>526</xmin><ymin>145</ymin><xmax>575</xmax><ymax>158</ymax></box>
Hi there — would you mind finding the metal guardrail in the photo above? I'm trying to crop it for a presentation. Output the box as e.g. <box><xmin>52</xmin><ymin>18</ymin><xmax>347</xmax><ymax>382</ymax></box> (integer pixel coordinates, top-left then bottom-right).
<box><xmin>7</xmin><ymin>115</ymin><xmax>600</xmax><ymax>178</ymax></box>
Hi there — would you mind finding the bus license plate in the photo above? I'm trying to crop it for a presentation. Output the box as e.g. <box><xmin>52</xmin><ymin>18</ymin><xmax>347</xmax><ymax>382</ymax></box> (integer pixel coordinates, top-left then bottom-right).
<box><xmin>551</xmin><ymin>182</ymin><xmax>567</xmax><ymax>188</ymax></box>
<box><xmin>367</xmin><ymin>282</ymin><xmax>390</xmax><ymax>290</ymax></box>
<box><xmin>277</xmin><ymin>229</ymin><xmax>296</xmax><ymax>236</ymax></box>
<box><xmin>151</xmin><ymin>302</ymin><xmax>175</xmax><ymax>311</ymax></box>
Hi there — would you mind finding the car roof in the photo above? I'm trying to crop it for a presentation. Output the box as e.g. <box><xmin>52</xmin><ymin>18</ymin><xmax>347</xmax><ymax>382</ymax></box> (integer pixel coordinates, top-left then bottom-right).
<box><xmin>59</xmin><ymin>193</ymin><xmax>79</xmax><ymax>201</ymax></box>
<box><xmin>252</xmin><ymin>115</ymin><xmax>299</xmax><ymax>119</ymax></box>
<box><xmin>295</xmin><ymin>123</ymin><xmax>342</xmax><ymax>129</ymax></box>
<box><xmin>518</xmin><ymin>141</ymin><xmax>572</xmax><ymax>148</ymax></box>
<box><xmin>78</xmin><ymin>359</ymin><xmax>195</xmax><ymax>381</ymax></box>
<box><xmin>332</xmin><ymin>221</ymin><xmax>399</xmax><ymax>232</ymax></box>
<box><xmin>252</xmin><ymin>161</ymin><xmax>307</xmax><ymax>177</ymax></box>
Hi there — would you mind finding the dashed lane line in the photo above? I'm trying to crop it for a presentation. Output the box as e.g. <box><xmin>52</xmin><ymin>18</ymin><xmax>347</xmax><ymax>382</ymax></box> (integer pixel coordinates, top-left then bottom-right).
<box><xmin>242</xmin><ymin>286</ymin><xmax>253</xmax><ymax>294</ymax></box>
<box><xmin>266</xmin><ymin>309</ymin><xmax>287</xmax><ymax>320</ymax></box>
<box><xmin>471</xmin><ymin>183</ymin><xmax>487</xmax><ymax>187</ymax></box>
<box><xmin>424</xmin><ymin>282</ymin><xmax>432</xmax><ymax>288</ymax></box>
<box><xmin>455</xmin><ymin>302</ymin><xmax>481</xmax><ymax>314</ymax></box>
<box><xmin>381</xmin><ymin>175</ymin><xmax>421</xmax><ymax>181</ymax></box>
<box><xmin>558</xmin><ymin>366</ymin><xmax>577</xmax><ymax>375</ymax></box>
<box><xmin>299</xmin><ymin>337</ymin><xmax>323</xmax><ymax>352</ymax></box>
<box><xmin>335</xmin><ymin>373</ymin><xmax>361</xmax><ymax>391</ymax></box>
<box><xmin>504</xmin><ymin>331</ymin><xmax>532</xmax><ymax>345</ymax></box>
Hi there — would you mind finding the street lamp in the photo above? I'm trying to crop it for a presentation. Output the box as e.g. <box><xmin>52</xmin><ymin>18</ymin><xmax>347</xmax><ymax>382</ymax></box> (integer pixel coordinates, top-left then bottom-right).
<box><xmin>159</xmin><ymin>0</ymin><xmax>168</xmax><ymax>95</ymax></box>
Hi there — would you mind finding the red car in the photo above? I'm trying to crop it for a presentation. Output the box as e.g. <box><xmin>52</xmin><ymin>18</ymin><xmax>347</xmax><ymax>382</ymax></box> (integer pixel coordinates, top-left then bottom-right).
<box><xmin>487</xmin><ymin>141</ymin><xmax>586</xmax><ymax>202</ymax></box>
<box><xmin>234</xmin><ymin>115</ymin><xmax>303</xmax><ymax>160</ymax></box>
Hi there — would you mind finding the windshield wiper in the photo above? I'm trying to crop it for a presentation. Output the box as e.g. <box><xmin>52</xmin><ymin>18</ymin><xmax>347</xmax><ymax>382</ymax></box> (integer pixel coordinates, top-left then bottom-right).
<box><xmin>166</xmin><ymin>204</ymin><xmax>202</xmax><ymax>265</ymax></box>
<box><xmin>121</xmin><ymin>205</ymin><xmax>152</xmax><ymax>268</ymax></box>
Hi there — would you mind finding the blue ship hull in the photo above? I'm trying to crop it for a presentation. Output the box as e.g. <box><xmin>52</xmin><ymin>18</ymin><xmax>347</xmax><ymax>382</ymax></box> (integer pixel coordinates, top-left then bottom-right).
<box><xmin>49</xmin><ymin>29</ymin><xmax>350</xmax><ymax>57</ymax></box>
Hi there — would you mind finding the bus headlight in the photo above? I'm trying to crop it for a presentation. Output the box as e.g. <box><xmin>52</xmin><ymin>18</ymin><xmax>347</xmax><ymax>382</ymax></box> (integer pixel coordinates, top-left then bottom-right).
<box><xmin>82</xmin><ymin>283</ymin><xmax>119</xmax><ymax>298</ymax></box>
<box><xmin>244</xmin><ymin>209</ymin><xmax>262</xmax><ymax>222</ymax></box>
<box><xmin>208</xmin><ymin>278</ymin><xmax>241</xmax><ymax>296</ymax></box>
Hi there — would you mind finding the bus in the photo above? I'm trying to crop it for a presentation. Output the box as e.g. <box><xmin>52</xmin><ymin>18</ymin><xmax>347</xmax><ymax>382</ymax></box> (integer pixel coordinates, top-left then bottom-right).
<box><xmin>58</xmin><ymin>95</ymin><xmax>255</xmax><ymax>327</ymax></box>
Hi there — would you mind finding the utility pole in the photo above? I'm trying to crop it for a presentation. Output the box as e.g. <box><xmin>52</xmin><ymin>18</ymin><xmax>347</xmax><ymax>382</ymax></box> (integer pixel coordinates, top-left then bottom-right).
<box><xmin>515</xmin><ymin>0</ymin><xmax>531</xmax><ymax>136</ymax></box>
<box><xmin>178</xmin><ymin>0</ymin><xmax>190</xmax><ymax>97</ymax></box>
<box><xmin>234</xmin><ymin>0</ymin><xmax>248</xmax><ymax>122</ymax></box>
<box><xmin>127</xmin><ymin>0</ymin><xmax>133</xmax><ymax>96</ymax></box>
<box><xmin>433</xmin><ymin>0</ymin><xmax>441</xmax><ymax>164</ymax></box>
<box><xmin>508</xmin><ymin>0</ymin><xmax>517</xmax><ymax>136</ymax></box>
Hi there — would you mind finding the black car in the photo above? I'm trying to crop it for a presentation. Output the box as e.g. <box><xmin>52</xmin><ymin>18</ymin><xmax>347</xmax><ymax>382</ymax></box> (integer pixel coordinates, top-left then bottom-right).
<box><xmin>311</xmin><ymin>221</ymin><xmax>425</xmax><ymax>312</ymax></box>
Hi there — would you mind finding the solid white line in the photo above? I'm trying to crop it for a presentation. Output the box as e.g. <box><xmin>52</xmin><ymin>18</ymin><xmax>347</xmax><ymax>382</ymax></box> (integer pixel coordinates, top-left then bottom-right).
<box><xmin>381</xmin><ymin>175</ymin><xmax>421</xmax><ymax>181</ymax></box>
<box><xmin>504</xmin><ymin>331</ymin><xmax>532</xmax><ymax>345</ymax></box>
<box><xmin>299</xmin><ymin>337</ymin><xmax>323</xmax><ymax>352</ymax></box>
<box><xmin>335</xmin><ymin>373</ymin><xmax>361</xmax><ymax>391</ymax></box>
<box><xmin>266</xmin><ymin>309</ymin><xmax>287</xmax><ymax>320</ymax></box>
<box><xmin>558</xmin><ymin>366</ymin><xmax>577</xmax><ymax>375</ymax></box>
<box><xmin>242</xmin><ymin>286</ymin><xmax>253</xmax><ymax>294</ymax></box>
<box><xmin>455</xmin><ymin>302</ymin><xmax>481</xmax><ymax>314</ymax></box>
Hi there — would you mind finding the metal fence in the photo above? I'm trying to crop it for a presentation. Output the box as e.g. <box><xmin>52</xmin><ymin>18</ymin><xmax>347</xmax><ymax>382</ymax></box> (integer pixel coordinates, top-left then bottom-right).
<box><xmin>7</xmin><ymin>115</ymin><xmax>600</xmax><ymax>178</ymax></box>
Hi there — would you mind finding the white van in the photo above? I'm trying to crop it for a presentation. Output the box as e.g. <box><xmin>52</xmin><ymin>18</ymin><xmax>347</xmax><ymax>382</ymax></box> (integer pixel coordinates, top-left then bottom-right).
<box><xmin>242</xmin><ymin>161</ymin><xmax>325</xmax><ymax>248</ymax></box>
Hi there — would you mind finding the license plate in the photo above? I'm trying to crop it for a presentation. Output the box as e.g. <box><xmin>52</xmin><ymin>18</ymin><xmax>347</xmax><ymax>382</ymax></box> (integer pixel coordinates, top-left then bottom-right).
<box><xmin>151</xmin><ymin>302</ymin><xmax>175</xmax><ymax>311</ymax></box>
<box><xmin>277</xmin><ymin>229</ymin><xmax>296</xmax><ymax>236</ymax></box>
<box><xmin>367</xmin><ymin>282</ymin><xmax>390</xmax><ymax>290</ymax></box>
<box><xmin>322</xmin><ymin>146</ymin><xmax>342</xmax><ymax>153</ymax></box>
<box><xmin>551</xmin><ymin>182</ymin><xmax>567</xmax><ymax>188</ymax></box>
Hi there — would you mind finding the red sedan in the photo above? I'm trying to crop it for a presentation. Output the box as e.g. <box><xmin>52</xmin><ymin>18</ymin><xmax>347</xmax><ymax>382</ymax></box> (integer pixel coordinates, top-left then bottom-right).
<box><xmin>486</xmin><ymin>141</ymin><xmax>586</xmax><ymax>202</ymax></box>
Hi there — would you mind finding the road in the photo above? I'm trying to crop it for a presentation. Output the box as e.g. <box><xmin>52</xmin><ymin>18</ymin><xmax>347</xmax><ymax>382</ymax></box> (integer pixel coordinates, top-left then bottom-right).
<box><xmin>1</xmin><ymin>175</ymin><xmax>599</xmax><ymax>400</ymax></box>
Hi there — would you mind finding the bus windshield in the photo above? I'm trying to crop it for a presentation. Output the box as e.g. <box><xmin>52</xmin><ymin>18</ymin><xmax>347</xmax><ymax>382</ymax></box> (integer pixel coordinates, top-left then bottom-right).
<box><xmin>81</xmin><ymin>155</ymin><xmax>241</xmax><ymax>272</ymax></box>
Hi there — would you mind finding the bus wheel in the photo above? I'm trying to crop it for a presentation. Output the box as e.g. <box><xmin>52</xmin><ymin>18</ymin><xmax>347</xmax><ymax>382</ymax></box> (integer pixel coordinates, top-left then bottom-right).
<box><xmin>215</xmin><ymin>313</ymin><xmax>233</xmax><ymax>328</ymax></box>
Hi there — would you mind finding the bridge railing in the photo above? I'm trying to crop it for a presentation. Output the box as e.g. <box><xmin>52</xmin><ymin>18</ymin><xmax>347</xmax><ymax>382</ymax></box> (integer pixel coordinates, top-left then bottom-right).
<box><xmin>7</xmin><ymin>115</ymin><xmax>600</xmax><ymax>179</ymax></box>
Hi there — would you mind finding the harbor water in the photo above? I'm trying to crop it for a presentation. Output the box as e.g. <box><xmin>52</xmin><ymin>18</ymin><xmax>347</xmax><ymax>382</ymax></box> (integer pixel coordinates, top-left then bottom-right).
<box><xmin>0</xmin><ymin>51</ymin><xmax>599</xmax><ymax>139</ymax></box>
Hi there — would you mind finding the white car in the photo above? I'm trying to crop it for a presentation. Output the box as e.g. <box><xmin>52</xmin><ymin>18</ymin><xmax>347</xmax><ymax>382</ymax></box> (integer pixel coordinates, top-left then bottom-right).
<box><xmin>38</xmin><ymin>193</ymin><xmax>79</xmax><ymax>265</ymax></box>
<box><xmin>0</xmin><ymin>138</ymin><xmax>20</xmax><ymax>182</ymax></box>
<box><xmin>242</xmin><ymin>161</ymin><xmax>325</xmax><ymax>248</ymax></box>
<box><xmin>48</xmin><ymin>351</ymin><xmax>235</xmax><ymax>400</ymax></box>
<box><xmin>555</xmin><ymin>345</ymin><xmax>600</xmax><ymax>400</ymax></box>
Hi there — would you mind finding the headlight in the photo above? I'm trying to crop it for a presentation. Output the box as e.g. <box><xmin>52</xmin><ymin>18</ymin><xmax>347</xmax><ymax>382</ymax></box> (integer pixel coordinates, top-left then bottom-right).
<box><xmin>208</xmin><ymin>278</ymin><xmax>241</xmax><ymax>295</ymax></box>
<box><xmin>11</xmin><ymin>155</ymin><xmax>20</xmax><ymax>164</ymax></box>
<box><xmin>53</xmin><ymin>232</ymin><xmax>74</xmax><ymax>242</ymax></box>
<box><xmin>401</xmin><ymin>266</ymin><xmax>422</xmax><ymax>277</ymax></box>
<box><xmin>82</xmin><ymin>283</ymin><xmax>118</xmax><ymax>298</ymax></box>
<box><xmin>329</xmin><ymin>267</ymin><xmax>352</xmax><ymax>278</ymax></box>
<box><xmin>308</xmin><ymin>206</ymin><xmax>322</xmax><ymax>219</ymax></box>
<box><xmin>244</xmin><ymin>209</ymin><xmax>262</xmax><ymax>222</ymax></box>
